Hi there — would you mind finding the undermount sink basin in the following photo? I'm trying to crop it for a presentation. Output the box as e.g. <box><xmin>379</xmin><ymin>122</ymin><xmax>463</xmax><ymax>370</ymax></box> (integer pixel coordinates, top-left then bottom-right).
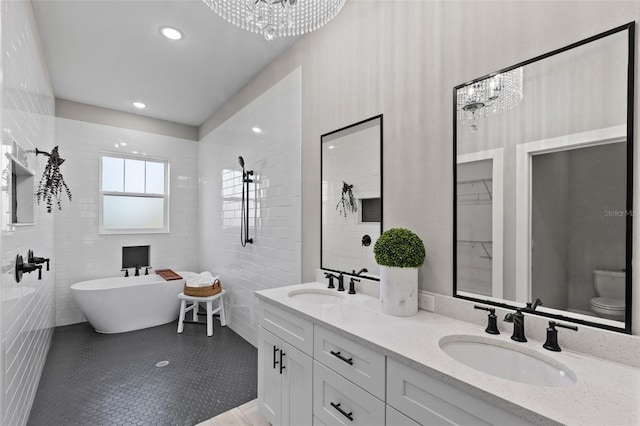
<box><xmin>439</xmin><ymin>335</ymin><xmax>576</xmax><ymax>387</ymax></box>
<box><xmin>287</xmin><ymin>289</ymin><xmax>344</xmax><ymax>304</ymax></box>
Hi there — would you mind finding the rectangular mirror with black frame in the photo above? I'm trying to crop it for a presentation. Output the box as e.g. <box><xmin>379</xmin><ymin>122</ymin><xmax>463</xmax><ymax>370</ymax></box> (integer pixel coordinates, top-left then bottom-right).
<box><xmin>454</xmin><ymin>23</ymin><xmax>634</xmax><ymax>333</ymax></box>
<box><xmin>321</xmin><ymin>115</ymin><xmax>382</xmax><ymax>280</ymax></box>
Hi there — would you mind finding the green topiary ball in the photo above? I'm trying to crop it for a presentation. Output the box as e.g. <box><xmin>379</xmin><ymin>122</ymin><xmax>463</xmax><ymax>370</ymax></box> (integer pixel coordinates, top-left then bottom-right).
<box><xmin>374</xmin><ymin>228</ymin><xmax>425</xmax><ymax>268</ymax></box>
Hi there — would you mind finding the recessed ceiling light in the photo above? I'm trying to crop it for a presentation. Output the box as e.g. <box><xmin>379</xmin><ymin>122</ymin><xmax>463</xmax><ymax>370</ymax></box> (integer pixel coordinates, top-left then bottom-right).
<box><xmin>252</xmin><ymin>127</ymin><xmax>262</xmax><ymax>134</ymax></box>
<box><xmin>161</xmin><ymin>26</ymin><xmax>183</xmax><ymax>41</ymax></box>
<box><xmin>328</xmin><ymin>145</ymin><xmax>335</xmax><ymax>150</ymax></box>
<box><xmin>120</xmin><ymin>142</ymin><xmax>127</xmax><ymax>147</ymax></box>
<box><xmin>132</xmin><ymin>102</ymin><xmax>146</xmax><ymax>109</ymax></box>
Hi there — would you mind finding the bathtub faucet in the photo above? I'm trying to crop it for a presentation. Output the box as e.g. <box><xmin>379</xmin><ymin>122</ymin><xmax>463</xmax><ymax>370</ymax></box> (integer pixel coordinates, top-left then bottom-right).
<box><xmin>134</xmin><ymin>265</ymin><xmax>141</xmax><ymax>276</ymax></box>
<box><xmin>28</xmin><ymin>249</ymin><xmax>50</xmax><ymax>271</ymax></box>
<box><xmin>121</xmin><ymin>268</ymin><xmax>130</xmax><ymax>277</ymax></box>
<box><xmin>15</xmin><ymin>254</ymin><xmax>42</xmax><ymax>283</ymax></box>
<box><xmin>20</xmin><ymin>263</ymin><xmax>42</xmax><ymax>280</ymax></box>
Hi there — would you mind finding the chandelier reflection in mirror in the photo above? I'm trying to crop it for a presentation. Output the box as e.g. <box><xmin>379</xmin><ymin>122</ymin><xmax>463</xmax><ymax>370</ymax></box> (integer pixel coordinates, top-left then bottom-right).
<box><xmin>457</xmin><ymin>68</ymin><xmax>524</xmax><ymax>132</ymax></box>
<box><xmin>203</xmin><ymin>0</ymin><xmax>346</xmax><ymax>40</ymax></box>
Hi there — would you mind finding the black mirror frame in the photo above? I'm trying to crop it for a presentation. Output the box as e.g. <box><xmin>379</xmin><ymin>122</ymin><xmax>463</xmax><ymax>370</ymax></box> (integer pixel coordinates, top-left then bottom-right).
<box><xmin>453</xmin><ymin>22</ymin><xmax>635</xmax><ymax>334</ymax></box>
<box><xmin>320</xmin><ymin>114</ymin><xmax>383</xmax><ymax>281</ymax></box>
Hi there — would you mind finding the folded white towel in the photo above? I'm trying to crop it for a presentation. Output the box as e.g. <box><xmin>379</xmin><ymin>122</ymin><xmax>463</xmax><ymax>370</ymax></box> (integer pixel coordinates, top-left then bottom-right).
<box><xmin>200</xmin><ymin>271</ymin><xmax>215</xmax><ymax>282</ymax></box>
<box><xmin>185</xmin><ymin>271</ymin><xmax>219</xmax><ymax>287</ymax></box>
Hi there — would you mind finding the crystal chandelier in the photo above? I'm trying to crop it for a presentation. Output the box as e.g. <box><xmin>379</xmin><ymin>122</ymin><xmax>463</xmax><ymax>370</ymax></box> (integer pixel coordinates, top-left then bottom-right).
<box><xmin>203</xmin><ymin>0</ymin><xmax>347</xmax><ymax>41</ymax></box>
<box><xmin>457</xmin><ymin>68</ymin><xmax>524</xmax><ymax>132</ymax></box>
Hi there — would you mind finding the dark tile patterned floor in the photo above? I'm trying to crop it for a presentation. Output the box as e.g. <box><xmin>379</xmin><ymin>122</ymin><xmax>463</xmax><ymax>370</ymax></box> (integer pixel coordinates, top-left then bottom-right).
<box><xmin>27</xmin><ymin>318</ymin><xmax>257</xmax><ymax>426</ymax></box>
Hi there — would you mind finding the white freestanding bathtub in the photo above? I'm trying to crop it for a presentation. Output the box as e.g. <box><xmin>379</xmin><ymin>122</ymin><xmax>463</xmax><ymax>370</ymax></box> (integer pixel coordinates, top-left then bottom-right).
<box><xmin>70</xmin><ymin>272</ymin><xmax>188</xmax><ymax>333</ymax></box>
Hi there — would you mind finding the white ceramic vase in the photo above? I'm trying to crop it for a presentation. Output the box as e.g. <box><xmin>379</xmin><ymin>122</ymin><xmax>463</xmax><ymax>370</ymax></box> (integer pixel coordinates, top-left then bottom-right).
<box><xmin>379</xmin><ymin>266</ymin><xmax>418</xmax><ymax>317</ymax></box>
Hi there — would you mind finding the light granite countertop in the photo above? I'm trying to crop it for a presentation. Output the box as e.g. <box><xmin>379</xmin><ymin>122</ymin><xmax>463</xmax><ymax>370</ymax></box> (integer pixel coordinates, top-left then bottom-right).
<box><xmin>255</xmin><ymin>282</ymin><xmax>640</xmax><ymax>426</ymax></box>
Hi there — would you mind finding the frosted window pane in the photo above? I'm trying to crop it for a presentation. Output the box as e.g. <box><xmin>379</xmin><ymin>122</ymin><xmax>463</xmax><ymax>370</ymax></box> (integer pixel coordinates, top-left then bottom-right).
<box><xmin>125</xmin><ymin>159</ymin><xmax>145</xmax><ymax>193</ymax></box>
<box><xmin>103</xmin><ymin>196</ymin><xmax>164</xmax><ymax>229</ymax></box>
<box><xmin>102</xmin><ymin>157</ymin><xmax>124</xmax><ymax>192</ymax></box>
<box><xmin>145</xmin><ymin>161</ymin><xmax>165</xmax><ymax>194</ymax></box>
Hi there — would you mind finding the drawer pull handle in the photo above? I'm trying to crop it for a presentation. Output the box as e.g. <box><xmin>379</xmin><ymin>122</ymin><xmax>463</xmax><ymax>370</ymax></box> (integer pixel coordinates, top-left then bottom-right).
<box><xmin>330</xmin><ymin>350</ymin><xmax>353</xmax><ymax>365</ymax></box>
<box><xmin>279</xmin><ymin>350</ymin><xmax>286</xmax><ymax>374</ymax></box>
<box><xmin>330</xmin><ymin>402</ymin><xmax>353</xmax><ymax>422</ymax></box>
<box><xmin>273</xmin><ymin>346</ymin><xmax>279</xmax><ymax>370</ymax></box>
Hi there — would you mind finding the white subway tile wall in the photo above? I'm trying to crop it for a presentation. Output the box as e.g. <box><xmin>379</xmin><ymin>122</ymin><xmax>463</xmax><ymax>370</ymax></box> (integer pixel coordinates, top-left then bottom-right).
<box><xmin>54</xmin><ymin>118</ymin><xmax>199</xmax><ymax>326</ymax></box>
<box><xmin>1</xmin><ymin>1</ymin><xmax>56</xmax><ymax>424</ymax></box>
<box><xmin>199</xmin><ymin>69</ymin><xmax>302</xmax><ymax>347</ymax></box>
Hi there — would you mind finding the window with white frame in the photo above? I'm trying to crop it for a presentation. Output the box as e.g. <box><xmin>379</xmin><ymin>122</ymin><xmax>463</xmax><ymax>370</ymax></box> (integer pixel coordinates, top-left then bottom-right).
<box><xmin>100</xmin><ymin>154</ymin><xmax>169</xmax><ymax>233</ymax></box>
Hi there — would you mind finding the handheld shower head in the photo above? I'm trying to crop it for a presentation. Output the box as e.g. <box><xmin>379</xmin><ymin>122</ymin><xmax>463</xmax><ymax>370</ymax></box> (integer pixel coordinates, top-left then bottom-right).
<box><xmin>238</xmin><ymin>154</ymin><xmax>253</xmax><ymax>246</ymax></box>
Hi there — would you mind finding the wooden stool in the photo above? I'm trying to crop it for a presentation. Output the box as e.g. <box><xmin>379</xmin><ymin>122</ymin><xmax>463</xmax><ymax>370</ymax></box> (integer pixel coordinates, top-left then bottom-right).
<box><xmin>177</xmin><ymin>289</ymin><xmax>227</xmax><ymax>336</ymax></box>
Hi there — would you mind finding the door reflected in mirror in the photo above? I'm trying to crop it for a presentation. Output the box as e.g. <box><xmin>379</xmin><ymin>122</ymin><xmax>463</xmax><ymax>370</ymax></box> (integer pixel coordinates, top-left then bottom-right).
<box><xmin>530</xmin><ymin>142</ymin><xmax>626</xmax><ymax>322</ymax></box>
<box><xmin>454</xmin><ymin>23</ymin><xmax>634</xmax><ymax>333</ymax></box>
<box><xmin>321</xmin><ymin>115</ymin><xmax>382</xmax><ymax>279</ymax></box>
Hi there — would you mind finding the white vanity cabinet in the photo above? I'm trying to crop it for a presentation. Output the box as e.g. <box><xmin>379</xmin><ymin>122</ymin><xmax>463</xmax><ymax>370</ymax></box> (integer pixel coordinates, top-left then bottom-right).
<box><xmin>313</xmin><ymin>326</ymin><xmax>386</xmax><ymax>425</ymax></box>
<box><xmin>257</xmin><ymin>303</ymin><xmax>313</xmax><ymax>426</ymax></box>
<box><xmin>313</xmin><ymin>326</ymin><xmax>386</xmax><ymax>400</ymax></box>
<box><xmin>387</xmin><ymin>358</ymin><xmax>535</xmax><ymax>426</ymax></box>
<box><xmin>257</xmin><ymin>297</ymin><xmax>536</xmax><ymax>426</ymax></box>
<box><xmin>386</xmin><ymin>405</ymin><xmax>421</xmax><ymax>426</ymax></box>
<box><xmin>313</xmin><ymin>361</ymin><xmax>385</xmax><ymax>425</ymax></box>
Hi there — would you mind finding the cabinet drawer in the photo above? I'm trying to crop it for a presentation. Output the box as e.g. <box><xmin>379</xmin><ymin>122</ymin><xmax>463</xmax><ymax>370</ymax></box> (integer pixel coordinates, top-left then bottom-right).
<box><xmin>313</xmin><ymin>416</ymin><xmax>327</xmax><ymax>426</ymax></box>
<box><xmin>313</xmin><ymin>361</ymin><xmax>384</xmax><ymax>426</ymax></box>
<box><xmin>386</xmin><ymin>405</ymin><xmax>420</xmax><ymax>426</ymax></box>
<box><xmin>259</xmin><ymin>301</ymin><xmax>313</xmax><ymax>355</ymax></box>
<box><xmin>387</xmin><ymin>358</ymin><xmax>534</xmax><ymax>426</ymax></box>
<box><xmin>314</xmin><ymin>325</ymin><xmax>386</xmax><ymax>400</ymax></box>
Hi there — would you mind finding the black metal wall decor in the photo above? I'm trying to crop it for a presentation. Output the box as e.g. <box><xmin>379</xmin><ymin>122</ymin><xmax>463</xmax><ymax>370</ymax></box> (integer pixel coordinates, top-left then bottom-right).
<box><xmin>35</xmin><ymin>146</ymin><xmax>72</xmax><ymax>213</ymax></box>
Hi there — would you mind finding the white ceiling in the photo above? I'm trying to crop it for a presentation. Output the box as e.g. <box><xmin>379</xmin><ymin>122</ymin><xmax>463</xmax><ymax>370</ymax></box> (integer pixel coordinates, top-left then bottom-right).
<box><xmin>32</xmin><ymin>0</ymin><xmax>299</xmax><ymax>127</ymax></box>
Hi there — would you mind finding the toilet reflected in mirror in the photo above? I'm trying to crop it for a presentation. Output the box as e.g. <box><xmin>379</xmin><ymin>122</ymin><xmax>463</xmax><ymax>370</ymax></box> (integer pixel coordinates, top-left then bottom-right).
<box><xmin>590</xmin><ymin>270</ymin><xmax>625</xmax><ymax>321</ymax></box>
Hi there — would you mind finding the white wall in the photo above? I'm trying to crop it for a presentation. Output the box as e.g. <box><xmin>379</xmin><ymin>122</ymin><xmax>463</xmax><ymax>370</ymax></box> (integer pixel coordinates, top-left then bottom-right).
<box><xmin>198</xmin><ymin>69</ymin><xmax>301</xmax><ymax>347</ymax></box>
<box><xmin>54</xmin><ymin>117</ymin><xmax>199</xmax><ymax>326</ymax></box>
<box><xmin>0</xmin><ymin>1</ymin><xmax>56</xmax><ymax>424</ymax></box>
<box><xmin>56</xmin><ymin>99</ymin><xmax>199</xmax><ymax>141</ymax></box>
<box><xmin>200</xmin><ymin>1</ymin><xmax>640</xmax><ymax>334</ymax></box>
